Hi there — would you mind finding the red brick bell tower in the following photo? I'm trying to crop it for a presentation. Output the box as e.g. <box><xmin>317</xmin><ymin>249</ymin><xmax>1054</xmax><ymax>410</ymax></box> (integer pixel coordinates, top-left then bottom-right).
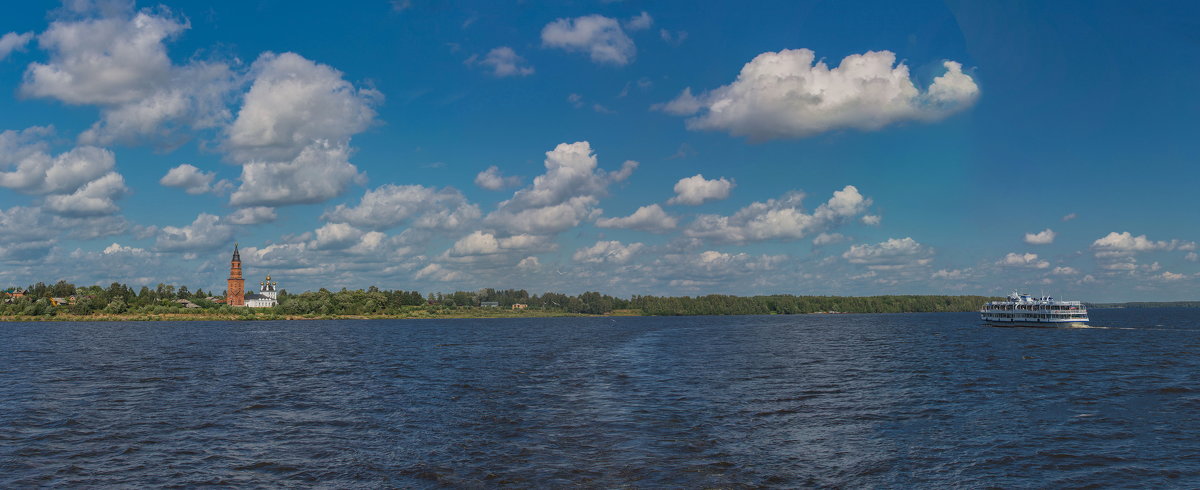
<box><xmin>227</xmin><ymin>243</ymin><xmax>245</xmax><ymax>306</ymax></box>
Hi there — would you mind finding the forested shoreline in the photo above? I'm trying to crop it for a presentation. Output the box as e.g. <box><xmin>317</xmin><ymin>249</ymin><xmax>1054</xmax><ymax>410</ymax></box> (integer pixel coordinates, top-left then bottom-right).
<box><xmin>1</xmin><ymin>280</ymin><xmax>999</xmax><ymax>319</ymax></box>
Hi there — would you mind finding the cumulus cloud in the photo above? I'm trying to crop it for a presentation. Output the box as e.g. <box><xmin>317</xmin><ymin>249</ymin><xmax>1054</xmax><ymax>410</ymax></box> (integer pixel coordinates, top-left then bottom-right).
<box><xmin>1052</xmin><ymin>266</ymin><xmax>1079</xmax><ymax>276</ymax></box>
<box><xmin>414</xmin><ymin>263</ymin><xmax>464</xmax><ymax>282</ymax></box>
<box><xmin>0</xmin><ymin>144</ymin><xmax>116</xmax><ymax>195</ymax></box>
<box><xmin>23</xmin><ymin>9</ymin><xmax>184</xmax><ymax>105</ymax></box>
<box><xmin>0</xmin><ymin>31</ymin><xmax>33</xmax><ymax>61</ymax></box>
<box><xmin>309</xmin><ymin>222</ymin><xmax>367</xmax><ymax>250</ymax></box>
<box><xmin>655</xmin><ymin>250</ymin><xmax>787</xmax><ymax>289</ymax></box>
<box><xmin>658</xmin><ymin>49</ymin><xmax>979</xmax><ymax>141</ymax></box>
<box><xmin>812</xmin><ymin>232</ymin><xmax>846</xmax><ymax>246</ymax></box>
<box><xmin>997</xmin><ymin>252</ymin><xmax>1050</xmax><ymax>269</ymax></box>
<box><xmin>229</xmin><ymin>140</ymin><xmax>366</xmax><ymax>207</ymax></box>
<box><xmin>686</xmin><ymin>185</ymin><xmax>871</xmax><ymax>243</ymax></box>
<box><xmin>447</xmin><ymin>231</ymin><xmax>551</xmax><ymax>257</ymax></box>
<box><xmin>1091</xmin><ymin>231</ymin><xmax>1179</xmax><ymax>255</ymax></box>
<box><xmin>573</xmin><ymin>240</ymin><xmax>644</xmax><ymax>264</ymax></box>
<box><xmin>0</xmin><ymin>127</ymin><xmax>129</xmax><ymax>218</ymax></box>
<box><xmin>667</xmin><ymin>174</ymin><xmax>733</xmax><ymax>205</ymax></box>
<box><xmin>932</xmin><ymin>268</ymin><xmax>969</xmax><ymax>279</ymax></box>
<box><xmin>485</xmin><ymin>141</ymin><xmax>636</xmax><ymax>236</ymax></box>
<box><xmin>541</xmin><ymin>14</ymin><xmax>636</xmax><ymax>65</ymax></box>
<box><xmin>155</xmin><ymin>213</ymin><xmax>234</xmax><ymax>252</ymax></box>
<box><xmin>225</xmin><ymin>51</ymin><xmax>381</xmax><ymax>162</ymax></box>
<box><xmin>160</xmin><ymin>164</ymin><xmax>215</xmax><ymax>194</ymax></box>
<box><xmin>322</xmin><ymin>183</ymin><xmax>480</xmax><ymax>231</ymax></box>
<box><xmin>226</xmin><ymin>206</ymin><xmax>277</xmax><ymax>225</ymax></box>
<box><xmin>218</xmin><ymin>52</ymin><xmax>381</xmax><ymax>207</ymax></box>
<box><xmin>473</xmin><ymin>46</ymin><xmax>533</xmax><ymax>77</ymax></box>
<box><xmin>660</xmin><ymin>29</ymin><xmax>687</xmax><ymax>46</ymax></box>
<box><xmin>22</xmin><ymin>7</ymin><xmax>235</xmax><ymax>145</ymax></box>
<box><xmin>624</xmin><ymin>12</ymin><xmax>653</xmax><ymax>31</ymax></box>
<box><xmin>1024</xmin><ymin>228</ymin><xmax>1056</xmax><ymax>245</ymax></box>
<box><xmin>474</xmin><ymin>165</ymin><xmax>521</xmax><ymax>190</ymax></box>
<box><xmin>517</xmin><ymin>256</ymin><xmax>540</xmax><ymax>270</ymax></box>
<box><xmin>842</xmin><ymin>237</ymin><xmax>933</xmax><ymax>269</ymax></box>
<box><xmin>595</xmin><ymin>204</ymin><xmax>677</xmax><ymax>232</ymax></box>
<box><xmin>1157</xmin><ymin>271</ymin><xmax>1186</xmax><ymax>281</ymax></box>
<box><xmin>43</xmin><ymin>172</ymin><xmax>128</xmax><ymax>216</ymax></box>
<box><xmin>0</xmin><ymin>206</ymin><xmax>57</xmax><ymax>261</ymax></box>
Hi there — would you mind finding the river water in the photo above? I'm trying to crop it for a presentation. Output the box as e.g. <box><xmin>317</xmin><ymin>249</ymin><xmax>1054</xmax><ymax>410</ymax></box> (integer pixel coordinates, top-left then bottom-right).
<box><xmin>2</xmin><ymin>309</ymin><xmax>1199</xmax><ymax>487</ymax></box>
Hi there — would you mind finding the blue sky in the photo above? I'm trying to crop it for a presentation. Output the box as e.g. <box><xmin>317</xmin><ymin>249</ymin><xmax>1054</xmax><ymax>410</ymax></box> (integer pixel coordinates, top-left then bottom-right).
<box><xmin>0</xmin><ymin>0</ymin><xmax>1197</xmax><ymax>302</ymax></box>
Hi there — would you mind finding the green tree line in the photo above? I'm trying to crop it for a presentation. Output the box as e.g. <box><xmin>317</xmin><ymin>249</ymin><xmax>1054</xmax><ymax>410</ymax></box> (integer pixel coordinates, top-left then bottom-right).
<box><xmin>2</xmin><ymin>280</ymin><xmax>996</xmax><ymax>317</ymax></box>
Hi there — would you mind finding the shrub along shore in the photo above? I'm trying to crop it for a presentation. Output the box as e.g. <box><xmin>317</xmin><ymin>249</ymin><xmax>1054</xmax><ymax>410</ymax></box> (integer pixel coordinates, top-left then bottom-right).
<box><xmin>0</xmin><ymin>281</ymin><xmax>999</xmax><ymax>321</ymax></box>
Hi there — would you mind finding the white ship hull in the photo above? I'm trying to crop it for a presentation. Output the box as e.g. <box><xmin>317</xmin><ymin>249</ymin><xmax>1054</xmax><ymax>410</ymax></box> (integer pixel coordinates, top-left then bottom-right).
<box><xmin>983</xmin><ymin>318</ymin><xmax>1089</xmax><ymax>328</ymax></box>
<box><xmin>980</xmin><ymin>292</ymin><xmax>1088</xmax><ymax>328</ymax></box>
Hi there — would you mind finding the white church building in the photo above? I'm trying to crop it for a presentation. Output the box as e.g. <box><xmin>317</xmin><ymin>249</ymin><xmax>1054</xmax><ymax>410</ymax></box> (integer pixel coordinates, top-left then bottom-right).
<box><xmin>245</xmin><ymin>275</ymin><xmax>279</xmax><ymax>308</ymax></box>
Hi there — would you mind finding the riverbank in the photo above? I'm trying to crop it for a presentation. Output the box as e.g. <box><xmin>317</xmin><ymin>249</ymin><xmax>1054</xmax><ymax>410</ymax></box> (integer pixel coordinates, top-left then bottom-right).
<box><xmin>0</xmin><ymin>308</ymin><xmax>640</xmax><ymax>322</ymax></box>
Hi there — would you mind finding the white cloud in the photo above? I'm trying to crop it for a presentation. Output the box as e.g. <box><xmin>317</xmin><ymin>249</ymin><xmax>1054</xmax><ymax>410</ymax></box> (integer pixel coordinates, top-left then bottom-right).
<box><xmin>474</xmin><ymin>165</ymin><xmax>521</xmax><ymax>190</ymax></box>
<box><xmin>447</xmin><ymin>231</ymin><xmax>551</xmax><ymax>257</ymax></box>
<box><xmin>475</xmin><ymin>46</ymin><xmax>533</xmax><ymax>77</ymax></box>
<box><xmin>541</xmin><ymin>14</ymin><xmax>636</xmax><ymax>65</ymax></box>
<box><xmin>42</xmin><ymin>172</ymin><xmax>128</xmax><ymax>216</ymax></box>
<box><xmin>1024</xmin><ymin>228</ymin><xmax>1056</xmax><ymax>245</ymax></box>
<box><xmin>624</xmin><ymin>12</ymin><xmax>653</xmax><ymax>31</ymax></box>
<box><xmin>1158</xmin><ymin>271</ymin><xmax>1185</xmax><ymax>281</ymax></box>
<box><xmin>1052</xmin><ymin>266</ymin><xmax>1079</xmax><ymax>276</ymax></box>
<box><xmin>220</xmin><ymin>51</ymin><xmax>380</xmax><ymax>208</ymax></box>
<box><xmin>0</xmin><ymin>207</ymin><xmax>57</xmax><ymax>261</ymax></box>
<box><xmin>658</xmin><ymin>49</ymin><xmax>979</xmax><ymax>141</ymax></box>
<box><xmin>309</xmin><ymin>222</ymin><xmax>366</xmax><ymax>250</ymax></box>
<box><xmin>1091</xmin><ymin>231</ymin><xmax>1178</xmax><ymax>254</ymax></box>
<box><xmin>103</xmin><ymin>242</ymin><xmax>149</xmax><ymax>256</ymax></box>
<box><xmin>155</xmin><ymin>213</ymin><xmax>234</xmax><ymax>252</ymax></box>
<box><xmin>932</xmin><ymin>268</ymin><xmax>969</xmax><ymax>279</ymax></box>
<box><xmin>667</xmin><ymin>174</ymin><xmax>733</xmax><ymax>205</ymax></box>
<box><xmin>861</xmin><ymin>214</ymin><xmax>882</xmax><ymax>226</ymax></box>
<box><xmin>226</xmin><ymin>206</ymin><xmax>277</xmax><ymax>225</ymax></box>
<box><xmin>414</xmin><ymin>263</ymin><xmax>464</xmax><ymax>282</ymax></box>
<box><xmin>23</xmin><ymin>9</ymin><xmax>184</xmax><ymax>105</ymax></box>
<box><xmin>812</xmin><ymin>232</ymin><xmax>846</xmax><ymax>246</ymax></box>
<box><xmin>225</xmin><ymin>51</ymin><xmax>381</xmax><ymax>162</ymax></box>
<box><xmin>485</xmin><ymin>141</ymin><xmax>635</xmax><ymax>235</ymax></box>
<box><xmin>1187</xmin><ymin>252</ymin><xmax>1199</xmax><ymax>262</ymax></box>
<box><xmin>517</xmin><ymin>256</ymin><xmax>540</xmax><ymax>270</ymax></box>
<box><xmin>654</xmin><ymin>250</ymin><xmax>787</xmax><ymax>289</ymax></box>
<box><xmin>22</xmin><ymin>7</ymin><xmax>236</xmax><ymax>145</ymax></box>
<box><xmin>686</xmin><ymin>185</ymin><xmax>871</xmax><ymax>243</ymax></box>
<box><xmin>1062</xmin><ymin>213</ymin><xmax>1077</xmax><ymax>221</ymax></box>
<box><xmin>595</xmin><ymin>204</ymin><xmax>677</xmax><ymax>232</ymax></box>
<box><xmin>322</xmin><ymin>183</ymin><xmax>480</xmax><ymax>231</ymax></box>
<box><xmin>160</xmin><ymin>164</ymin><xmax>215</xmax><ymax>194</ymax></box>
<box><xmin>997</xmin><ymin>252</ymin><xmax>1050</xmax><ymax>269</ymax></box>
<box><xmin>573</xmin><ymin>240</ymin><xmax>644</xmax><ymax>264</ymax></box>
<box><xmin>0</xmin><ymin>31</ymin><xmax>33</xmax><ymax>61</ymax></box>
<box><xmin>660</xmin><ymin>29</ymin><xmax>687</xmax><ymax>46</ymax></box>
<box><xmin>0</xmin><ymin>136</ymin><xmax>117</xmax><ymax>196</ymax></box>
<box><xmin>230</xmin><ymin>140</ymin><xmax>366</xmax><ymax>207</ymax></box>
<box><xmin>843</xmin><ymin>237</ymin><xmax>934</xmax><ymax>268</ymax></box>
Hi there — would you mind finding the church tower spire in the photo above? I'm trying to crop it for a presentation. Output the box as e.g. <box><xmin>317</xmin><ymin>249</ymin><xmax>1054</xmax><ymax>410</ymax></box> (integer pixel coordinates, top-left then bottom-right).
<box><xmin>227</xmin><ymin>242</ymin><xmax>245</xmax><ymax>306</ymax></box>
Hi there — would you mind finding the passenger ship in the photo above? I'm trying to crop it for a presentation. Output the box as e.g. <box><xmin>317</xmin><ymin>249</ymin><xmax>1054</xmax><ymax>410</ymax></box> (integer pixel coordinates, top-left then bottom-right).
<box><xmin>980</xmin><ymin>292</ymin><xmax>1089</xmax><ymax>327</ymax></box>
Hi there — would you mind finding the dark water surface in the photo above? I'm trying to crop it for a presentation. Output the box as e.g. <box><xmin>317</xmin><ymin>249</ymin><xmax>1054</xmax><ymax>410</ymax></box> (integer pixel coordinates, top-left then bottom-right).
<box><xmin>3</xmin><ymin>309</ymin><xmax>1200</xmax><ymax>487</ymax></box>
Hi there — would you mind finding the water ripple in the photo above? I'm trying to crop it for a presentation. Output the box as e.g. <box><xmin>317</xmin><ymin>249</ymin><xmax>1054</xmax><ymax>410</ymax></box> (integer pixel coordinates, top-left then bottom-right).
<box><xmin>2</xmin><ymin>309</ymin><xmax>1200</xmax><ymax>486</ymax></box>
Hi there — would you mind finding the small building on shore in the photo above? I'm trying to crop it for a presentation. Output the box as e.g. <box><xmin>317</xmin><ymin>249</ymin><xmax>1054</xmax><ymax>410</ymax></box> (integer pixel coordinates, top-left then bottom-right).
<box><xmin>245</xmin><ymin>275</ymin><xmax>279</xmax><ymax>308</ymax></box>
<box><xmin>225</xmin><ymin>244</ymin><xmax>279</xmax><ymax>308</ymax></box>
